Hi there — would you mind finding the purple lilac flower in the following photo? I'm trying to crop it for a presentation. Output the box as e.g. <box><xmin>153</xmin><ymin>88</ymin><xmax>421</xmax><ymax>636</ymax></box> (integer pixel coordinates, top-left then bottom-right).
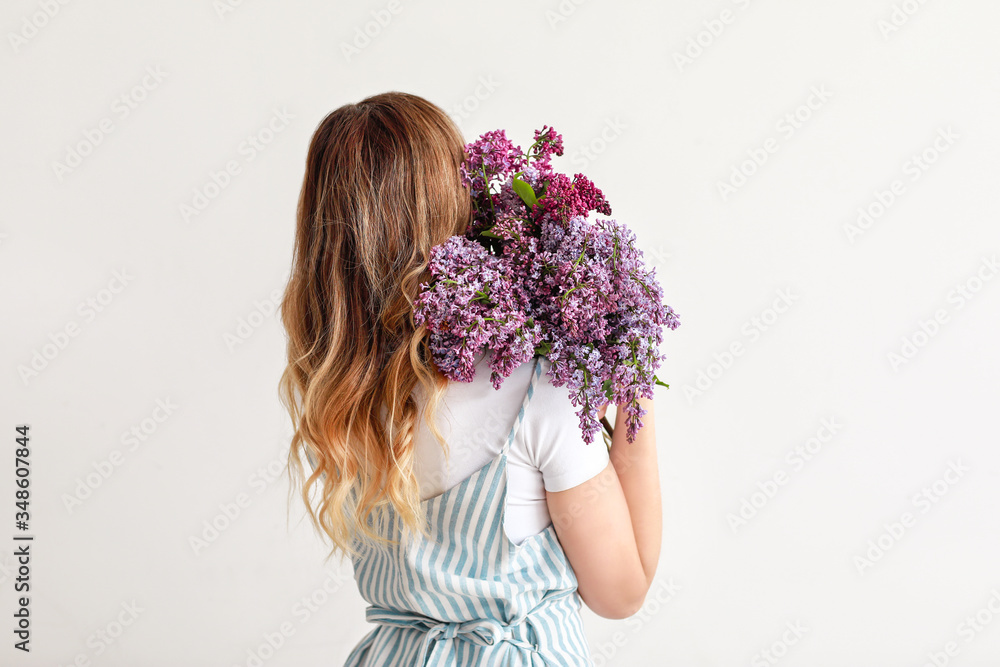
<box><xmin>415</xmin><ymin>126</ymin><xmax>681</xmax><ymax>444</ymax></box>
<box><xmin>459</xmin><ymin>129</ymin><xmax>525</xmax><ymax>195</ymax></box>
<box><xmin>537</xmin><ymin>172</ymin><xmax>612</xmax><ymax>224</ymax></box>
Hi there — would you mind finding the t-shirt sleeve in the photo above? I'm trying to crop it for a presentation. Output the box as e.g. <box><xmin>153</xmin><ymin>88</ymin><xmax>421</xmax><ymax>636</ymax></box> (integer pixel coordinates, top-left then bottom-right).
<box><xmin>521</xmin><ymin>358</ymin><xmax>611</xmax><ymax>492</ymax></box>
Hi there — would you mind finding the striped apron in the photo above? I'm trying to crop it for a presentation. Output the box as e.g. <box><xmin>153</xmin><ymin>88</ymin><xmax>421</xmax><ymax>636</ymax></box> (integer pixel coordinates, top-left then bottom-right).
<box><xmin>343</xmin><ymin>356</ymin><xmax>594</xmax><ymax>666</ymax></box>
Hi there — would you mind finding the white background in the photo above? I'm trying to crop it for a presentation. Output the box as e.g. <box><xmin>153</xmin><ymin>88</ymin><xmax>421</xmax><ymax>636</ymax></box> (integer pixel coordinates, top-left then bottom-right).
<box><xmin>2</xmin><ymin>0</ymin><xmax>999</xmax><ymax>665</ymax></box>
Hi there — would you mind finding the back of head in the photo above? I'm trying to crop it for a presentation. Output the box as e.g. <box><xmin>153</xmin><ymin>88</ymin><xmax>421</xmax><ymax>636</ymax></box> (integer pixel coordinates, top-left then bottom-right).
<box><xmin>279</xmin><ymin>92</ymin><xmax>471</xmax><ymax>559</ymax></box>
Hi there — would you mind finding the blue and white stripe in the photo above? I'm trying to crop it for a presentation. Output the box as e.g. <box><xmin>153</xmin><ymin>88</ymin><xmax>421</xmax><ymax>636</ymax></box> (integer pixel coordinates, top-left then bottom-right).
<box><xmin>343</xmin><ymin>356</ymin><xmax>594</xmax><ymax>666</ymax></box>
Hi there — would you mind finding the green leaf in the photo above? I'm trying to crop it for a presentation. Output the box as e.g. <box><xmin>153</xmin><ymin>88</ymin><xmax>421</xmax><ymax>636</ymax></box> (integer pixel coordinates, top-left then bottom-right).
<box><xmin>602</xmin><ymin>378</ymin><xmax>614</xmax><ymax>400</ymax></box>
<box><xmin>511</xmin><ymin>177</ymin><xmax>537</xmax><ymax>208</ymax></box>
<box><xmin>480</xmin><ymin>228</ymin><xmax>502</xmax><ymax>239</ymax></box>
<box><xmin>653</xmin><ymin>374</ymin><xmax>670</xmax><ymax>389</ymax></box>
<box><xmin>534</xmin><ymin>340</ymin><xmax>552</xmax><ymax>356</ymax></box>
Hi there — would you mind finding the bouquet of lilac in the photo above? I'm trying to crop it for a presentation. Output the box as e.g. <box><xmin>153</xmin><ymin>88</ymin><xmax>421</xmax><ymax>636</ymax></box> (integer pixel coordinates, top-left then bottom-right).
<box><xmin>414</xmin><ymin>126</ymin><xmax>680</xmax><ymax>444</ymax></box>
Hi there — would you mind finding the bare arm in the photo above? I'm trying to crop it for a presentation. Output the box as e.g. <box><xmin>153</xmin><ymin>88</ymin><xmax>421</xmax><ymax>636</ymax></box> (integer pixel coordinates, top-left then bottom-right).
<box><xmin>608</xmin><ymin>397</ymin><xmax>661</xmax><ymax>590</ymax></box>
<box><xmin>545</xmin><ymin>397</ymin><xmax>662</xmax><ymax>618</ymax></box>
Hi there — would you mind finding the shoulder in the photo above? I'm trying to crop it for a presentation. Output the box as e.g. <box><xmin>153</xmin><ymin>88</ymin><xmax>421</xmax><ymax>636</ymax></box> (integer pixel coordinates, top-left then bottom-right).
<box><xmin>527</xmin><ymin>356</ymin><xmax>579</xmax><ymax>422</ymax></box>
<box><xmin>519</xmin><ymin>357</ymin><xmax>609</xmax><ymax>492</ymax></box>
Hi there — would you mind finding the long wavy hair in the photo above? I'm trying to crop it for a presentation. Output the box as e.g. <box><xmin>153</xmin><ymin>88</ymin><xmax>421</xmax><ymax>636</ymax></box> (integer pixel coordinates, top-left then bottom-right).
<box><xmin>279</xmin><ymin>92</ymin><xmax>472</xmax><ymax>562</ymax></box>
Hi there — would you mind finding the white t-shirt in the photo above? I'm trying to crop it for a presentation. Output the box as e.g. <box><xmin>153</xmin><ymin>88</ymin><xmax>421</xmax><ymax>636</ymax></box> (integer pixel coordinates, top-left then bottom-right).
<box><xmin>412</xmin><ymin>351</ymin><xmax>610</xmax><ymax>545</ymax></box>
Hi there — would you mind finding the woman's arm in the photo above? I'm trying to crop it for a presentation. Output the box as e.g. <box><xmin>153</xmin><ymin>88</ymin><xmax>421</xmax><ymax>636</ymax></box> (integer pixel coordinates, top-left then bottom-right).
<box><xmin>609</xmin><ymin>397</ymin><xmax>661</xmax><ymax>590</ymax></box>
<box><xmin>545</xmin><ymin>397</ymin><xmax>662</xmax><ymax>618</ymax></box>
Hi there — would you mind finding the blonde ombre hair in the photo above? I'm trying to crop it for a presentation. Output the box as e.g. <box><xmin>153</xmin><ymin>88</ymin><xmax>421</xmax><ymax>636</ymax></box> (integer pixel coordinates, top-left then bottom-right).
<box><xmin>278</xmin><ymin>92</ymin><xmax>472</xmax><ymax>561</ymax></box>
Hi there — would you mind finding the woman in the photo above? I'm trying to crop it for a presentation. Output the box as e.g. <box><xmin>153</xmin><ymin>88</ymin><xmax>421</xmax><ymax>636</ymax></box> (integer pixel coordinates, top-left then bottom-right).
<box><xmin>278</xmin><ymin>91</ymin><xmax>662</xmax><ymax>666</ymax></box>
